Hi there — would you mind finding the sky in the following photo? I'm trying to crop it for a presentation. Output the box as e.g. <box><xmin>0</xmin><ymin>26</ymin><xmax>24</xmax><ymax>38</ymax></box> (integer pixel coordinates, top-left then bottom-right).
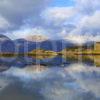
<box><xmin>0</xmin><ymin>0</ymin><xmax>100</xmax><ymax>44</ymax></box>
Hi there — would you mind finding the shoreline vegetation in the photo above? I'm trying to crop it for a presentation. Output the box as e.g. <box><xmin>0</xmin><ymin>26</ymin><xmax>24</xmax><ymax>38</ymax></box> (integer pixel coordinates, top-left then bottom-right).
<box><xmin>0</xmin><ymin>43</ymin><xmax>100</xmax><ymax>67</ymax></box>
<box><xmin>0</xmin><ymin>46</ymin><xmax>100</xmax><ymax>58</ymax></box>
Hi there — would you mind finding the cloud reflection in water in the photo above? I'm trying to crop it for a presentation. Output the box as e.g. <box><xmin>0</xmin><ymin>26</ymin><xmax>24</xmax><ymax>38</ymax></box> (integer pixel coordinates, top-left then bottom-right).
<box><xmin>0</xmin><ymin>63</ymin><xmax>100</xmax><ymax>100</ymax></box>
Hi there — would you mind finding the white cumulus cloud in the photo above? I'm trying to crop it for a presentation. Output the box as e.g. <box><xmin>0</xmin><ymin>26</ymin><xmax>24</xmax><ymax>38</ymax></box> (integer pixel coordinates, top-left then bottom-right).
<box><xmin>41</xmin><ymin>7</ymin><xmax>76</xmax><ymax>26</ymax></box>
<box><xmin>62</xmin><ymin>11</ymin><xmax>100</xmax><ymax>44</ymax></box>
<box><xmin>75</xmin><ymin>0</ymin><xmax>100</xmax><ymax>14</ymax></box>
<box><xmin>0</xmin><ymin>15</ymin><xmax>11</xmax><ymax>29</ymax></box>
<box><xmin>0</xmin><ymin>0</ymin><xmax>50</xmax><ymax>31</ymax></box>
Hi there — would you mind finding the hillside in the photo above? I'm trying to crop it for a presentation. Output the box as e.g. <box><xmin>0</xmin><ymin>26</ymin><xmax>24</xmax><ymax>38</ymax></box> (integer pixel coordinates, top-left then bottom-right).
<box><xmin>27</xmin><ymin>49</ymin><xmax>57</xmax><ymax>59</ymax></box>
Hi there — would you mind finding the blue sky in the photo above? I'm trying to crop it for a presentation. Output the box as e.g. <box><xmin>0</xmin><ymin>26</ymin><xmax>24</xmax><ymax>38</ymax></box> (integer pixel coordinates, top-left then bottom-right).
<box><xmin>0</xmin><ymin>0</ymin><xmax>100</xmax><ymax>44</ymax></box>
<box><xmin>51</xmin><ymin>0</ymin><xmax>75</xmax><ymax>7</ymax></box>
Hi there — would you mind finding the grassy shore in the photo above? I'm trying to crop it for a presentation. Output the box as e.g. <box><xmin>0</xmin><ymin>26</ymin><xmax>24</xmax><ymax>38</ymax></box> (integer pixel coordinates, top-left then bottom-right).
<box><xmin>0</xmin><ymin>47</ymin><xmax>100</xmax><ymax>57</ymax></box>
<box><xmin>0</xmin><ymin>49</ymin><xmax>58</xmax><ymax>59</ymax></box>
<box><xmin>0</xmin><ymin>48</ymin><xmax>100</xmax><ymax>67</ymax></box>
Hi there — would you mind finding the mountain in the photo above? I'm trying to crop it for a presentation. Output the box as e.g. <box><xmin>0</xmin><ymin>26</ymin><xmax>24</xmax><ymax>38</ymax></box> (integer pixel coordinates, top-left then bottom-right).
<box><xmin>14</xmin><ymin>39</ymin><xmax>75</xmax><ymax>53</ymax></box>
<box><xmin>0</xmin><ymin>34</ymin><xmax>48</xmax><ymax>53</ymax></box>
<box><xmin>0</xmin><ymin>34</ymin><xmax>96</xmax><ymax>71</ymax></box>
<box><xmin>0</xmin><ymin>34</ymin><xmax>15</xmax><ymax>53</ymax></box>
<box><xmin>39</xmin><ymin>40</ymin><xmax>75</xmax><ymax>52</ymax></box>
<box><xmin>14</xmin><ymin>38</ymin><xmax>37</xmax><ymax>53</ymax></box>
<box><xmin>0</xmin><ymin>34</ymin><xmax>10</xmax><ymax>42</ymax></box>
<box><xmin>14</xmin><ymin>34</ymin><xmax>75</xmax><ymax>52</ymax></box>
<box><xmin>0</xmin><ymin>34</ymin><xmax>94</xmax><ymax>53</ymax></box>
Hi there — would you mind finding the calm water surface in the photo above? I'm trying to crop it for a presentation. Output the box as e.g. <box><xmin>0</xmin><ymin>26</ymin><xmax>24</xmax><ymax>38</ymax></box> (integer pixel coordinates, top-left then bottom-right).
<box><xmin>0</xmin><ymin>56</ymin><xmax>100</xmax><ymax>100</ymax></box>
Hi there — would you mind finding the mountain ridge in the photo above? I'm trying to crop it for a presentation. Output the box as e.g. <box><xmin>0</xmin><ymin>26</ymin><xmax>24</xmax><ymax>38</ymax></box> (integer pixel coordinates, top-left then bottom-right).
<box><xmin>0</xmin><ymin>34</ymin><xmax>95</xmax><ymax>53</ymax></box>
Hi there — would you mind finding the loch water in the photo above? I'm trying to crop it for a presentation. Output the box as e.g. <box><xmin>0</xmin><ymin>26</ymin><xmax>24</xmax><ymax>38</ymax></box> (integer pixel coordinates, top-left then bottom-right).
<box><xmin>0</xmin><ymin>55</ymin><xmax>100</xmax><ymax>100</ymax></box>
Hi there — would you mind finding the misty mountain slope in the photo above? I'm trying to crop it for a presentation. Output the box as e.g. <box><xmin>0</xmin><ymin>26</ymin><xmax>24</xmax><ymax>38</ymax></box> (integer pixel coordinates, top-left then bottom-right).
<box><xmin>0</xmin><ymin>34</ymin><xmax>94</xmax><ymax>53</ymax></box>
<box><xmin>0</xmin><ymin>34</ymin><xmax>15</xmax><ymax>53</ymax></box>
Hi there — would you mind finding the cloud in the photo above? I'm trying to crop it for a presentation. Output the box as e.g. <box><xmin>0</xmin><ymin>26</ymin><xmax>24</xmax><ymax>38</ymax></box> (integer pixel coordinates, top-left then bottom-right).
<box><xmin>80</xmin><ymin>11</ymin><xmax>100</xmax><ymax>32</ymax></box>
<box><xmin>1</xmin><ymin>63</ymin><xmax>100</xmax><ymax>99</ymax></box>
<box><xmin>0</xmin><ymin>76</ymin><xmax>11</xmax><ymax>91</ymax></box>
<box><xmin>41</xmin><ymin>7</ymin><xmax>76</xmax><ymax>26</ymax></box>
<box><xmin>41</xmin><ymin>64</ymin><xmax>100</xmax><ymax>100</ymax></box>
<box><xmin>0</xmin><ymin>15</ymin><xmax>10</xmax><ymax>30</ymax></box>
<box><xmin>64</xmin><ymin>34</ymin><xmax>100</xmax><ymax>44</ymax></box>
<box><xmin>75</xmin><ymin>0</ymin><xmax>100</xmax><ymax>14</ymax></box>
<box><xmin>2</xmin><ymin>65</ymin><xmax>49</xmax><ymax>82</ymax></box>
<box><xmin>0</xmin><ymin>0</ymin><xmax>100</xmax><ymax>42</ymax></box>
<box><xmin>5</xmin><ymin>27</ymin><xmax>51</xmax><ymax>40</ymax></box>
<box><xmin>62</xmin><ymin>11</ymin><xmax>100</xmax><ymax>44</ymax></box>
<box><xmin>0</xmin><ymin>0</ymin><xmax>50</xmax><ymax>31</ymax></box>
<box><xmin>40</xmin><ymin>0</ymin><xmax>100</xmax><ymax>43</ymax></box>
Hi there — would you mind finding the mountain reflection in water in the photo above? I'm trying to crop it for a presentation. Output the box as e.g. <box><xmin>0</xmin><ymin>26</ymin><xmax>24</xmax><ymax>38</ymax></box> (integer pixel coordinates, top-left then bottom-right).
<box><xmin>0</xmin><ymin>54</ymin><xmax>99</xmax><ymax>71</ymax></box>
<box><xmin>0</xmin><ymin>55</ymin><xmax>100</xmax><ymax>100</ymax></box>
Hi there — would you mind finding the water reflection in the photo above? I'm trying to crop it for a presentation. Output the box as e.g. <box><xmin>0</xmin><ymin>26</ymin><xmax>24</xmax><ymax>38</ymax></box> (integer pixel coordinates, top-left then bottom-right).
<box><xmin>94</xmin><ymin>55</ymin><xmax>100</xmax><ymax>67</ymax></box>
<box><xmin>0</xmin><ymin>54</ymin><xmax>100</xmax><ymax>72</ymax></box>
<box><xmin>0</xmin><ymin>63</ymin><xmax>100</xmax><ymax>100</ymax></box>
<box><xmin>0</xmin><ymin>54</ymin><xmax>100</xmax><ymax>100</ymax></box>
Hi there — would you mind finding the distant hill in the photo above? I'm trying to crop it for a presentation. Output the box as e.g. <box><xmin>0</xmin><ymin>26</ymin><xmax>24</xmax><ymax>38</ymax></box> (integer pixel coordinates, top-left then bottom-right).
<box><xmin>0</xmin><ymin>34</ymin><xmax>15</xmax><ymax>53</ymax></box>
<box><xmin>14</xmin><ymin>34</ymin><xmax>75</xmax><ymax>52</ymax></box>
<box><xmin>0</xmin><ymin>34</ymin><xmax>95</xmax><ymax>53</ymax></box>
<box><xmin>39</xmin><ymin>40</ymin><xmax>75</xmax><ymax>52</ymax></box>
<box><xmin>14</xmin><ymin>38</ymin><xmax>37</xmax><ymax>53</ymax></box>
<box><xmin>14</xmin><ymin>39</ymin><xmax>75</xmax><ymax>52</ymax></box>
<box><xmin>0</xmin><ymin>34</ymin><xmax>9</xmax><ymax>42</ymax></box>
